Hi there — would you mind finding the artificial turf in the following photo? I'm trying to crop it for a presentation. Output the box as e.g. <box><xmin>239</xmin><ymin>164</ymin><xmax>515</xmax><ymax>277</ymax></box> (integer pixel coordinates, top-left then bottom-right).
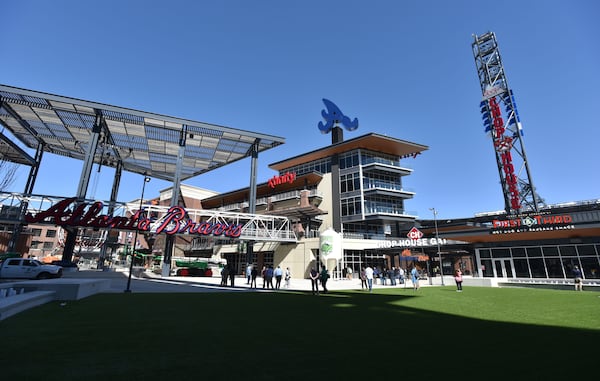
<box><xmin>1</xmin><ymin>286</ymin><xmax>598</xmax><ymax>380</ymax></box>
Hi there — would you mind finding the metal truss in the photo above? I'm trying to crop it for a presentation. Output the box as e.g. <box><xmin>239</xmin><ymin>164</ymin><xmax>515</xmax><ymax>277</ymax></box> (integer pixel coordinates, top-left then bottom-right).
<box><xmin>472</xmin><ymin>32</ymin><xmax>545</xmax><ymax>214</ymax></box>
<box><xmin>0</xmin><ymin>192</ymin><xmax>297</xmax><ymax>243</ymax></box>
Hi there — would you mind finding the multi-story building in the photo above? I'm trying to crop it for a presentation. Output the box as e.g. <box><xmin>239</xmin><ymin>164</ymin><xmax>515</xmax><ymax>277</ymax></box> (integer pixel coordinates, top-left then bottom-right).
<box><xmin>197</xmin><ymin>132</ymin><xmax>429</xmax><ymax>278</ymax></box>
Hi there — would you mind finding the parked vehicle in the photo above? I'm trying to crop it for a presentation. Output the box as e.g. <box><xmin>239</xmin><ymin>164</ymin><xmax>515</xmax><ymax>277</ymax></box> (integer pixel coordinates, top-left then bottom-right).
<box><xmin>0</xmin><ymin>257</ymin><xmax>63</xmax><ymax>279</ymax></box>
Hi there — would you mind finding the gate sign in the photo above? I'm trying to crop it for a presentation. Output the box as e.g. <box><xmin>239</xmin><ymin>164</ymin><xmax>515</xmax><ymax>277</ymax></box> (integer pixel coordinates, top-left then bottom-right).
<box><xmin>407</xmin><ymin>227</ymin><xmax>423</xmax><ymax>240</ymax></box>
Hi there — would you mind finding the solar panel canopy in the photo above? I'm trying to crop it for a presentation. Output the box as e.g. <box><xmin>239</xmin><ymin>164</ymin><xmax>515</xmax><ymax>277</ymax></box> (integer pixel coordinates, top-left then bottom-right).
<box><xmin>0</xmin><ymin>84</ymin><xmax>285</xmax><ymax>182</ymax></box>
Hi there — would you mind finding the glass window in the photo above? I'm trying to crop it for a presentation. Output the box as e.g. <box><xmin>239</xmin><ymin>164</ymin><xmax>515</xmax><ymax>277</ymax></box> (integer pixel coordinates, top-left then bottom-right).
<box><xmin>492</xmin><ymin>248</ymin><xmax>510</xmax><ymax>258</ymax></box>
<box><xmin>341</xmin><ymin>197</ymin><xmax>362</xmax><ymax>216</ymax></box>
<box><xmin>46</xmin><ymin>229</ymin><xmax>57</xmax><ymax>238</ymax></box>
<box><xmin>32</xmin><ymin>228</ymin><xmax>42</xmax><ymax>237</ymax></box>
<box><xmin>340</xmin><ymin>173</ymin><xmax>360</xmax><ymax>193</ymax></box>
<box><xmin>527</xmin><ymin>247</ymin><xmax>542</xmax><ymax>257</ymax></box>
<box><xmin>559</xmin><ymin>246</ymin><xmax>577</xmax><ymax>257</ymax></box>
<box><xmin>542</xmin><ymin>246</ymin><xmax>559</xmax><ymax>257</ymax></box>
<box><xmin>481</xmin><ymin>259</ymin><xmax>493</xmax><ymax>277</ymax></box>
<box><xmin>512</xmin><ymin>247</ymin><xmax>526</xmax><ymax>258</ymax></box>
<box><xmin>577</xmin><ymin>245</ymin><xmax>597</xmax><ymax>256</ymax></box>
<box><xmin>545</xmin><ymin>258</ymin><xmax>564</xmax><ymax>278</ymax></box>
<box><xmin>529</xmin><ymin>258</ymin><xmax>546</xmax><ymax>278</ymax></box>
<box><xmin>513</xmin><ymin>259</ymin><xmax>530</xmax><ymax>277</ymax></box>
<box><xmin>561</xmin><ymin>258</ymin><xmax>580</xmax><ymax>277</ymax></box>
<box><xmin>479</xmin><ymin>249</ymin><xmax>491</xmax><ymax>258</ymax></box>
<box><xmin>580</xmin><ymin>257</ymin><xmax>600</xmax><ymax>279</ymax></box>
<box><xmin>43</xmin><ymin>242</ymin><xmax>54</xmax><ymax>249</ymax></box>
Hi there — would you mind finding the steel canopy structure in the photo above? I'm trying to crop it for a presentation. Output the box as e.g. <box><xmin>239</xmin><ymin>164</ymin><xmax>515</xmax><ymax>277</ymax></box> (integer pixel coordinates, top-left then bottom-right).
<box><xmin>0</xmin><ymin>84</ymin><xmax>287</xmax><ymax>268</ymax></box>
<box><xmin>0</xmin><ymin>84</ymin><xmax>284</xmax><ymax>182</ymax></box>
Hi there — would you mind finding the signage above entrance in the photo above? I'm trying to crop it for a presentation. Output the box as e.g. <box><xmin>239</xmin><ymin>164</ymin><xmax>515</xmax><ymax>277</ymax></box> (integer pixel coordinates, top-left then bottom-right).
<box><xmin>268</xmin><ymin>171</ymin><xmax>296</xmax><ymax>189</ymax></box>
<box><xmin>407</xmin><ymin>227</ymin><xmax>423</xmax><ymax>239</ymax></box>
<box><xmin>491</xmin><ymin>213</ymin><xmax>576</xmax><ymax>234</ymax></box>
<box><xmin>377</xmin><ymin>238</ymin><xmax>448</xmax><ymax>249</ymax></box>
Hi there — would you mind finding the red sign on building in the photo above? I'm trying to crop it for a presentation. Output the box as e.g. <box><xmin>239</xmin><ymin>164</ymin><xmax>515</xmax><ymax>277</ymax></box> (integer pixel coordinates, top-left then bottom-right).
<box><xmin>407</xmin><ymin>227</ymin><xmax>423</xmax><ymax>240</ymax></box>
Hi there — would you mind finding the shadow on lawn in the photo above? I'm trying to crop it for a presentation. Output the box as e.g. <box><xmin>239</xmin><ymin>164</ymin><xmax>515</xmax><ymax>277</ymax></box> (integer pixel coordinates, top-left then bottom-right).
<box><xmin>1</xmin><ymin>289</ymin><xmax>598</xmax><ymax>381</ymax></box>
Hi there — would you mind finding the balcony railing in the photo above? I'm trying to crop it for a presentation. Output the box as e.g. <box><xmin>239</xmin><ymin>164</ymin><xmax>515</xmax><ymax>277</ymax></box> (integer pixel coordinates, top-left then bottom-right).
<box><xmin>363</xmin><ymin>179</ymin><xmax>415</xmax><ymax>193</ymax></box>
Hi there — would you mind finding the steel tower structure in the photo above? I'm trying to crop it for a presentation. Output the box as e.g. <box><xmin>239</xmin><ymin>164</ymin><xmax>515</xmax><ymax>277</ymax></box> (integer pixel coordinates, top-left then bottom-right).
<box><xmin>472</xmin><ymin>31</ymin><xmax>544</xmax><ymax>215</ymax></box>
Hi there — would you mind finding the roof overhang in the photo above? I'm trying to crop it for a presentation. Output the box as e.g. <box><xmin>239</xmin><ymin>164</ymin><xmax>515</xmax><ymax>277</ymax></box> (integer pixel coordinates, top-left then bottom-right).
<box><xmin>201</xmin><ymin>172</ymin><xmax>323</xmax><ymax>208</ymax></box>
<box><xmin>269</xmin><ymin>133</ymin><xmax>428</xmax><ymax>171</ymax></box>
<box><xmin>0</xmin><ymin>84</ymin><xmax>285</xmax><ymax>182</ymax></box>
<box><xmin>0</xmin><ymin>131</ymin><xmax>35</xmax><ymax>166</ymax></box>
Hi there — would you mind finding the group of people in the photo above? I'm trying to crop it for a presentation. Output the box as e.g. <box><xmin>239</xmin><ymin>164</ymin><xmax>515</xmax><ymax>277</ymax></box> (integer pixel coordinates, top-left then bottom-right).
<box><xmin>219</xmin><ymin>264</ymin><xmax>236</xmax><ymax>287</ymax></box>
<box><xmin>356</xmin><ymin>265</ymin><xmax>465</xmax><ymax>292</ymax></box>
<box><xmin>357</xmin><ymin>266</ymin><xmax>416</xmax><ymax>292</ymax></box>
<box><xmin>227</xmin><ymin>263</ymin><xmax>587</xmax><ymax>293</ymax></box>
<box><xmin>245</xmin><ymin>264</ymin><xmax>291</xmax><ymax>289</ymax></box>
<box><xmin>309</xmin><ymin>266</ymin><xmax>330</xmax><ymax>295</ymax></box>
<box><xmin>227</xmin><ymin>263</ymin><xmax>469</xmax><ymax>293</ymax></box>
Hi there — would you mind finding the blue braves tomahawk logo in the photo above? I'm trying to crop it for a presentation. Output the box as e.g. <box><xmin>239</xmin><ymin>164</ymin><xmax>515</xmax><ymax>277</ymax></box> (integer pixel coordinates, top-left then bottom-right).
<box><xmin>318</xmin><ymin>98</ymin><xmax>359</xmax><ymax>134</ymax></box>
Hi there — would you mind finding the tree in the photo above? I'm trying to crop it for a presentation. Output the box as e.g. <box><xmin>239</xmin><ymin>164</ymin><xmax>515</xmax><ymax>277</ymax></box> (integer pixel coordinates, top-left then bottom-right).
<box><xmin>0</xmin><ymin>156</ymin><xmax>18</xmax><ymax>191</ymax></box>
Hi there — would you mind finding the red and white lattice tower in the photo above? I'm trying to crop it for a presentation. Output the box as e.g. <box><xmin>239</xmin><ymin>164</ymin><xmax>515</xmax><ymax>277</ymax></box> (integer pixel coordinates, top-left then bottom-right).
<box><xmin>472</xmin><ymin>31</ymin><xmax>544</xmax><ymax>215</ymax></box>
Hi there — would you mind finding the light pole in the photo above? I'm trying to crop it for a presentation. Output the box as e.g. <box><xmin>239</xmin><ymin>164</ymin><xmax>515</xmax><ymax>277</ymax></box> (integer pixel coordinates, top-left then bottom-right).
<box><xmin>430</xmin><ymin>207</ymin><xmax>444</xmax><ymax>286</ymax></box>
<box><xmin>125</xmin><ymin>175</ymin><xmax>151</xmax><ymax>293</ymax></box>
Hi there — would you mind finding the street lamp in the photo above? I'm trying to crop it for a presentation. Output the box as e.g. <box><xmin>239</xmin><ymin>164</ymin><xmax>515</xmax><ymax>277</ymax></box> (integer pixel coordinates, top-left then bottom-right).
<box><xmin>429</xmin><ymin>207</ymin><xmax>444</xmax><ymax>286</ymax></box>
<box><xmin>125</xmin><ymin>175</ymin><xmax>151</xmax><ymax>293</ymax></box>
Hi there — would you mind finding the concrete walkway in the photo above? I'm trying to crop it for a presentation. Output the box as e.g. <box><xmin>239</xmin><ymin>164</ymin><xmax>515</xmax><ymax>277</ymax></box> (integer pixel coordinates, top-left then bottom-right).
<box><xmin>76</xmin><ymin>268</ymin><xmax>452</xmax><ymax>293</ymax></box>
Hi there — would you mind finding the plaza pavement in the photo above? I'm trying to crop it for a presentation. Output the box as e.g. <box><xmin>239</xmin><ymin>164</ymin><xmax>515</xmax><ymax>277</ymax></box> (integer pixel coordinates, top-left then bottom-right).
<box><xmin>64</xmin><ymin>268</ymin><xmax>445</xmax><ymax>294</ymax></box>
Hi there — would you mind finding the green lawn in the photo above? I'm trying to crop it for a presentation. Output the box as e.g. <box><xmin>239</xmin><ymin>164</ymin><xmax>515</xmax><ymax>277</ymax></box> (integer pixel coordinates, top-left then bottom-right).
<box><xmin>1</xmin><ymin>286</ymin><xmax>598</xmax><ymax>381</ymax></box>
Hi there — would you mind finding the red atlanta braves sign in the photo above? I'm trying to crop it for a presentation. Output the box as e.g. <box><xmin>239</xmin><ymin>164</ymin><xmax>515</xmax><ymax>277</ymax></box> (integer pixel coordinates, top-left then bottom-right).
<box><xmin>25</xmin><ymin>197</ymin><xmax>243</xmax><ymax>238</ymax></box>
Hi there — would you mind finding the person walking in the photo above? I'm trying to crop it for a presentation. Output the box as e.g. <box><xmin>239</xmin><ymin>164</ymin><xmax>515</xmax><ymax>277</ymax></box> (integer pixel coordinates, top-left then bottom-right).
<box><xmin>360</xmin><ymin>267</ymin><xmax>367</xmax><ymax>290</ymax></box>
<box><xmin>365</xmin><ymin>265</ymin><xmax>374</xmax><ymax>292</ymax></box>
<box><xmin>284</xmin><ymin>267</ymin><xmax>291</xmax><ymax>288</ymax></box>
<box><xmin>250</xmin><ymin>266</ymin><xmax>258</xmax><ymax>288</ymax></box>
<box><xmin>573</xmin><ymin>265</ymin><xmax>583</xmax><ymax>291</ymax></box>
<box><xmin>310</xmin><ymin>267</ymin><xmax>320</xmax><ymax>295</ymax></box>
<box><xmin>265</xmin><ymin>266</ymin><xmax>274</xmax><ymax>289</ymax></box>
<box><xmin>274</xmin><ymin>265</ymin><xmax>283</xmax><ymax>289</ymax></box>
<box><xmin>228</xmin><ymin>264</ymin><xmax>236</xmax><ymax>287</ymax></box>
<box><xmin>320</xmin><ymin>267</ymin><xmax>330</xmax><ymax>293</ymax></box>
<box><xmin>388</xmin><ymin>267</ymin><xmax>396</xmax><ymax>286</ymax></box>
<box><xmin>246</xmin><ymin>264</ymin><xmax>252</xmax><ymax>285</ymax></box>
<box><xmin>220</xmin><ymin>266</ymin><xmax>229</xmax><ymax>286</ymax></box>
<box><xmin>411</xmin><ymin>266</ymin><xmax>420</xmax><ymax>290</ymax></box>
<box><xmin>454</xmin><ymin>268</ymin><xmax>463</xmax><ymax>292</ymax></box>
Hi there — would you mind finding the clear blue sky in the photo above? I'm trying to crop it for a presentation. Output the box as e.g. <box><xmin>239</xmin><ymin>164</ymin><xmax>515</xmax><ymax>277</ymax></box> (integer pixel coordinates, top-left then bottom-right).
<box><xmin>1</xmin><ymin>0</ymin><xmax>598</xmax><ymax>220</ymax></box>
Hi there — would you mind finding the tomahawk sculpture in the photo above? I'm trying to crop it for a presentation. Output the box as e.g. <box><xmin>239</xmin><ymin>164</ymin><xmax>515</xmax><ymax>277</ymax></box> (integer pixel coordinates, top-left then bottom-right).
<box><xmin>318</xmin><ymin>98</ymin><xmax>359</xmax><ymax>134</ymax></box>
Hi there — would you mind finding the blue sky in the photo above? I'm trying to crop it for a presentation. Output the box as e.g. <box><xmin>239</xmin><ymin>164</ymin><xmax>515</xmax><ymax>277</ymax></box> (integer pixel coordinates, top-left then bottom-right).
<box><xmin>1</xmin><ymin>0</ymin><xmax>598</xmax><ymax>220</ymax></box>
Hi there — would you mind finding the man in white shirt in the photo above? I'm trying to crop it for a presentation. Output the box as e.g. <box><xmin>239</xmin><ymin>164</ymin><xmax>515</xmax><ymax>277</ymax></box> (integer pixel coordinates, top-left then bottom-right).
<box><xmin>365</xmin><ymin>265</ymin><xmax>374</xmax><ymax>292</ymax></box>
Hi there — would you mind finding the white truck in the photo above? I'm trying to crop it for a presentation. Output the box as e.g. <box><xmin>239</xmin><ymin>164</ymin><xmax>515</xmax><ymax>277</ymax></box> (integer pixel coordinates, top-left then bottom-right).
<box><xmin>0</xmin><ymin>257</ymin><xmax>63</xmax><ymax>279</ymax></box>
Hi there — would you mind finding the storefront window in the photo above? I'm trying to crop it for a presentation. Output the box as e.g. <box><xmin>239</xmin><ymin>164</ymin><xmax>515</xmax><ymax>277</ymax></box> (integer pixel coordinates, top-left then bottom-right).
<box><xmin>561</xmin><ymin>258</ymin><xmax>580</xmax><ymax>277</ymax></box>
<box><xmin>545</xmin><ymin>258</ymin><xmax>564</xmax><ymax>278</ymax></box>
<box><xmin>529</xmin><ymin>258</ymin><xmax>546</xmax><ymax>278</ymax></box>
<box><xmin>492</xmin><ymin>248</ymin><xmax>510</xmax><ymax>257</ymax></box>
<box><xmin>481</xmin><ymin>259</ymin><xmax>493</xmax><ymax>277</ymax></box>
<box><xmin>527</xmin><ymin>247</ymin><xmax>542</xmax><ymax>257</ymax></box>
<box><xmin>513</xmin><ymin>259</ymin><xmax>530</xmax><ymax>277</ymax></box>
<box><xmin>577</xmin><ymin>245</ymin><xmax>597</xmax><ymax>256</ymax></box>
<box><xmin>580</xmin><ymin>257</ymin><xmax>600</xmax><ymax>279</ymax></box>
<box><xmin>542</xmin><ymin>246</ymin><xmax>559</xmax><ymax>257</ymax></box>
<box><xmin>560</xmin><ymin>246</ymin><xmax>577</xmax><ymax>257</ymax></box>
<box><xmin>479</xmin><ymin>249</ymin><xmax>491</xmax><ymax>258</ymax></box>
<box><xmin>512</xmin><ymin>247</ymin><xmax>526</xmax><ymax>258</ymax></box>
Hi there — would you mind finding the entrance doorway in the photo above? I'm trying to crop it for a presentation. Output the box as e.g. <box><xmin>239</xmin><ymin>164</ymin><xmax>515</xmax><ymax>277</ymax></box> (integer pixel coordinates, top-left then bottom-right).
<box><xmin>494</xmin><ymin>258</ymin><xmax>514</xmax><ymax>278</ymax></box>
